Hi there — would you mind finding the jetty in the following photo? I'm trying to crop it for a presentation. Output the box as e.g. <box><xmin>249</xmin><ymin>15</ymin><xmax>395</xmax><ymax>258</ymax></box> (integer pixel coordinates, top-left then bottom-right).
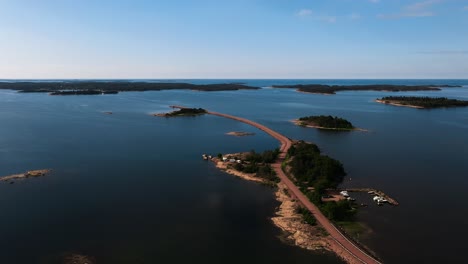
<box><xmin>0</xmin><ymin>169</ymin><xmax>51</xmax><ymax>182</ymax></box>
<box><xmin>345</xmin><ymin>188</ymin><xmax>399</xmax><ymax>206</ymax></box>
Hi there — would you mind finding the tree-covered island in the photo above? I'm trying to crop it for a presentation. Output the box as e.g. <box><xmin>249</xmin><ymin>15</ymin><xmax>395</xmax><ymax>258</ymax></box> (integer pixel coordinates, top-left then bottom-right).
<box><xmin>295</xmin><ymin>115</ymin><xmax>356</xmax><ymax>131</ymax></box>
<box><xmin>271</xmin><ymin>84</ymin><xmax>461</xmax><ymax>95</ymax></box>
<box><xmin>154</xmin><ymin>108</ymin><xmax>207</xmax><ymax>117</ymax></box>
<box><xmin>376</xmin><ymin>96</ymin><xmax>468</xmax><ymax>109</ymax></box>
<box><xmin>0</xmin><ymin>82</ymin><xmax>259</xmax><ymax>95</ymax></box>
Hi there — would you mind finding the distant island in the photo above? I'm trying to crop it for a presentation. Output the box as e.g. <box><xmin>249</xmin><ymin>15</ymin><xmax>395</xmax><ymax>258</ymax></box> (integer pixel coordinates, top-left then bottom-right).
<box><xmin>376</xmin><ymin>96</ymin><xmax>468</xmax><ymax>109</ymax></box>
<box><xmin>153</xmin><ymin>107</ymin><xmax>207</xmax><ymax>117</ymax></box>
<box><xmin>294</xmin><ymin>115</ymin><xmax>360</xmax><ymax>131</ymax></box>
<box><xmin>0</xmin><ymin>81</ymin><xmax>259</xmax><ymax>94</ymax></box>
<box><xmin>271</xmin><ymin>84</ymin><xmax>461</xmax><ymax>95</ymax></box>
<box><xmin>226</xmin><ymin>131</ymin><xmax>255</xmax><ymax>137</ymax></box>
<box><xmin>1</xmin><ymin>169</ymin><xmax>50</xmax><ymax>183</ymax></box>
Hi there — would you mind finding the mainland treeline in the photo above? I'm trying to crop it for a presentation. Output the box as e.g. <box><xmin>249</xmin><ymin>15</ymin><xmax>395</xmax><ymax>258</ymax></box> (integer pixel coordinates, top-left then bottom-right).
<box><xmin>379</xmin><ymin>96</ymin><xmax>468</xmax><ymax>108</ymax></box>
<box><xmin>286</xmin><ymin>141</ymin><xmax>355</xmax><ymax>221</ymax></box>
<box><xmin>0</xmin><ymin>82</ymin><xmax>259</xmax><ymax>93</ymax></box>
<box><xmin>272</xmin><ymin>84</ymin><xmax>460</xmax><ymax>94</ymax></box>
<box><xmin>298</xmin><ymin>115</ymin><xmax>354</xmax><ymax>130</ymax></box>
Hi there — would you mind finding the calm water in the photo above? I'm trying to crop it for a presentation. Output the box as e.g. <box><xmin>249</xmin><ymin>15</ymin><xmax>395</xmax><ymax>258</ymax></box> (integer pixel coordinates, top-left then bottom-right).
<box><xmin>1</xmin><ymin>80</ymin><xmax>467</xmax><ymax>264</ymax></box>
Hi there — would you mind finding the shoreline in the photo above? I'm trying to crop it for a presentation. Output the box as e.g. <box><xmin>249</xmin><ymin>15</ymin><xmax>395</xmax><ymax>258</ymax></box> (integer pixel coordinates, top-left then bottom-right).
<box><xmin>213</xmin><ymin>159</ymin><xmax>372</xmax><ymax>264</ymax></box>
<box><xmin>292</xmin><ymin>120</ymin><xmax>367</xmax><ymax>132</ymax></box>
<box><xmin>375</xmin><ymin>99</ymin><xmax>424</xmax><ymax>109</ymax></box>
<box><xmin>296</xmin><ymin>89</ymin><xmax>334</xmax><ymax>95</ymax></box>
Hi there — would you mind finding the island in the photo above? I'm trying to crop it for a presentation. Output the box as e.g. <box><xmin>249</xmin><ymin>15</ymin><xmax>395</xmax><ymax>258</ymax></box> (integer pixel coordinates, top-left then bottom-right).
<box><xmin>0</xmin><ymin>81</ymin><xmax>259</xmax><ymax>95</ymax></box>
<box><xmin>226</xmin><ymin>131</ymin><xmax>255</xmax><ymax>137</ymax></box>
<box><xmin>153</xmin><ymin>107</ymin><xmax>207</xmax><ymax>117</ymax></box>
<box><xmin>1</xmin><ymin>169</ymin><xmax>51</xmax><ymax>183</ymax></box>
<box><xmin>294</xmin><ymin>115</ymin><xmax>358</xmax><ymax>131</ymax></box>
<box><xmin>376</xmin><ymin>96</ymin><xmax>468</xmax><ymax>109</ymax></box>
<box><xmin>271</xmin><ymin>84</ymin><xmax>461</xmax><ymax>95</ymax></box>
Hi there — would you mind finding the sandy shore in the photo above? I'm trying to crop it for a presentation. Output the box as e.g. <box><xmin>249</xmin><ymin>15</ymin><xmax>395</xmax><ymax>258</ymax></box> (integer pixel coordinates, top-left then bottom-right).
<box><xmin>292</xmin><ymin>120</ymin><xmax>367</xmax><ymax>132</ymax></box>
<box><xmin>215</xmin><ymin>160</ymin><xmax>267</xmax><ymax>184</ymax></box>
<box><xmin>214</xmin><ymin>160</ymin><xmax>343</xmax><ymax>256</ymax></box>
<box><xmin>375</xmin><ymin>99</ymin><xmax>424</xmax><ymax>109</ymax></box>
<box><xmin>272</xmin><ymin>182</ymin><xmax>332</xmax><ymax>251</ymax></box>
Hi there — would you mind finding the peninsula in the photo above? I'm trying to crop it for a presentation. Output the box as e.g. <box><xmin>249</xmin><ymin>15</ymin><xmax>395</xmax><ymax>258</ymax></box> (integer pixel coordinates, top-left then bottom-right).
<box><xmin>271</xmin><ymin>84</ymin><xmax>461</xmax><ymax>95</ymax></box>
<box><xmin>153</xmin><ymin>107</ymin><xmax>207</xmax><ymax>117</ymax></box>
<box><xmin>294</xmin><ymin>115</ymin><xmax>358</xmax><ymax>131</ymax></box>
<box><xmin>376</xmin><ymin>96</ymin><xmax>468</xmax><ymax>109</ymax></box>
<box><xmin>0</xmin><ymin>81</ymin><xmax>259</xmax><ymax>94</ymax></box>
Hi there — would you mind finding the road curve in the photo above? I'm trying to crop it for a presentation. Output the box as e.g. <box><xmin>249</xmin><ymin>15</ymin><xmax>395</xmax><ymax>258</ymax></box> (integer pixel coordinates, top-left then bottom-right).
<box><xmin>208</xmin><ymin>110</ymin><xmax>381</xmax><ymax>264</ymax></box>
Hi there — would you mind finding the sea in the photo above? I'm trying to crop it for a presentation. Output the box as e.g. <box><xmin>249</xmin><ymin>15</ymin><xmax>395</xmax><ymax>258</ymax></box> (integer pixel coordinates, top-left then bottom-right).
<box><xmin>0</xmin><ymin>79</ymin><xmax>467</xmax><ymax>264</ymax></box>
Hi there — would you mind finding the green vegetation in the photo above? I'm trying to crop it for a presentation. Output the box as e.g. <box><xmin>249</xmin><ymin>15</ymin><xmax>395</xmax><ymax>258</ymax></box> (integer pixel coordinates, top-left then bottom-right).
<box><xmin>272</xmin><ymin>84</ymin><xmax>460</xmax><ymax>95</ymax></box>
<box><xmin>230</xmin><ymin>149</ymin><xmax>280</xmax><ymax>182</ymax></box>
<box><xmin>286</xmin><ymin>141</ymin><xmax>355</xmax><ymax>221</ymax></box>
<box><xmin>165</xmin><ymin>108</ymin><xmax>207</xmax><ymax>116</ymax></box>
<box><xmin>378</xmin><ymin>96</ymin><xmax>468</xmax><ymax>108</ymax></box>
<box><xmin>296</xmin><ymin>206</ymin><xmax>317</xmax><ymax>226</ymax></box>
<box><xmin>298</xmin><ymin>115</ymin><xmax>354</xmax><ymax>130</ymax></box>
<box><xmin>1</xmin><ymin>82</ymin><xmax>259</xmax><ymax>94</ymax></box>
<box><xmin>336</xmin><ymin>221</ymin><xmax>367</xmax><ymax>239</ymax></box>
<box><xmin>287</xmin><ymin>141</ymin><xmax>345</xmax><ymax>190</ymax></box>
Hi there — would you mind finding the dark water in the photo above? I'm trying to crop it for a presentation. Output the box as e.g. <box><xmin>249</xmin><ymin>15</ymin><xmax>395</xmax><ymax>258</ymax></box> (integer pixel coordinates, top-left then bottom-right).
<box><xmin>1</xmin><ymin>79</ymin><xmax>467</xmax><ymax>264</ymax></box>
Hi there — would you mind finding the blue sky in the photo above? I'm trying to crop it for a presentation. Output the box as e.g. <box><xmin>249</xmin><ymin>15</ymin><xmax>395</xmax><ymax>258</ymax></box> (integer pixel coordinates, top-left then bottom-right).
<box><xmin>0</xmin><ymin>0</ymin><xmax>467</xmax><ymax>79</ymax></box>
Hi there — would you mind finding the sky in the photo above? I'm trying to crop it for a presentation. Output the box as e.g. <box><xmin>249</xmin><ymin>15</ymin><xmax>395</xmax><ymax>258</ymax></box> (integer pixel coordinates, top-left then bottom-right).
<box><xmin>0</xmin><ymin>0</ymin><xmax>467</xmax><ymax>79</ymax></box>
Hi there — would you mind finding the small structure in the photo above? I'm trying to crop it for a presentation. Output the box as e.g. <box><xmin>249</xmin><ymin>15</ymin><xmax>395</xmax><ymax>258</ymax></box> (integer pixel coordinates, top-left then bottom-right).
<box><xmin>340</xmin><ymin>191</ymin><xmax>349</xmax><ymax>197</ymax></box>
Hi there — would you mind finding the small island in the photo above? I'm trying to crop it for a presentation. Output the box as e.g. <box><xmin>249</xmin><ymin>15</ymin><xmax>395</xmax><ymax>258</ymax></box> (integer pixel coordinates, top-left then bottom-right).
<box><xmin>1</xmin><ymin>169</ymin><xmax>51</xmax><ymax>183</ymax></box>
<box><xmin>294</xmin><ymin>115</ymin><xmax>360</xmax><ymax>131</ymax></box>
<box><xmin>272</xmin><ymin>84</ymin><xmax>461</xmax><ymax>95</ymax></box>
<box><xmin>153</xmin><ymin>107</ymin><xmax>207</xmax><ymax>117</ymax></box>
<box><xmin>376</xmin><ymin>96</ymin><xmax>468</xmax><ymax>109</ymax></box>
<box><xmin>226</xmin><ymin>131</ymin><xmax>255</xmax><ymax>137</ymax></box>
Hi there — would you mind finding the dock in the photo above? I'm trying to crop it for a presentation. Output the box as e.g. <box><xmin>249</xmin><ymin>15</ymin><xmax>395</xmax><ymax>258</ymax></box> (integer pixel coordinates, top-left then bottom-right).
<box><xmin>345</xmin><ymin>188</ymin><xmax>399</xmax><ymax>206</ymax></box>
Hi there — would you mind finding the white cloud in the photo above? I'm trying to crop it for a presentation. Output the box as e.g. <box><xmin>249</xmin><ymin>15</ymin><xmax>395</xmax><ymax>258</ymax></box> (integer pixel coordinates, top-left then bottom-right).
<box><xmin>316</xmin><ymin>16</ymin><xmax>337</xmax><ymax>23</ymax></box>
<box><xmin>464</xmin><ymin>6</ymin><xmax>468</xmax><ymax>11</ymax></box>
<box><xmin>295</xmin><ymin>9</ymin><xmax>336</xmax><ymax>23</ymax></box>
<box><xmin>378</xmin><ymin>0</ymin><xmax>440</xmax><ymax>19</ymax></box>
<box><xmin>296</xmin><ymin>9</ymin><xmax>312</xmax><ymax>17</ymax></box>
<box><xmin>349</xmin><ymin>13</ymin><xmax>362</xmax><ymax>20</ymax></box>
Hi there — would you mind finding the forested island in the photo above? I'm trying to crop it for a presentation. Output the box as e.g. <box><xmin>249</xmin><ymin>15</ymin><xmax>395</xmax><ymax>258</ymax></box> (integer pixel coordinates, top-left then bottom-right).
<box><xmin>295</xmin><ymin>115</ymin><xmax>355</xmax><ymax>131</ymax></box>
<box><xmin>271</xmin><ymin>84</ymin><xmax>461</xmax><ymax>95</ymax></box>
<box><xmin>0</xmin><ymin>81</ymin><xmax>259</xmax><ymax>94</ymax></box>
<box><xmin>154</xmin><ymin>107</ymin><xmax>207</xmax><ymax>117</ymax></box>
<box><xmin>376</xmin><ymin>96</ymin><xmax>468</xmax><ymax>109</ymax></box>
